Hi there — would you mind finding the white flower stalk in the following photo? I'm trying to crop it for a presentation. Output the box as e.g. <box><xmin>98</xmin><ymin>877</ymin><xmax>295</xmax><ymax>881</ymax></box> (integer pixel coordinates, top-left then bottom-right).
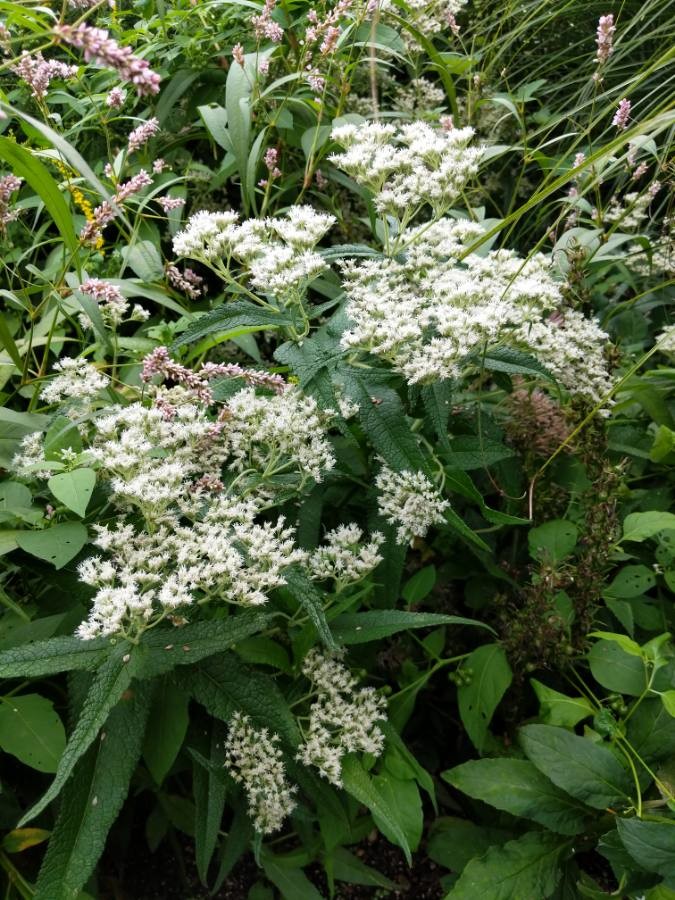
<box><xmin>296</xmin><ymin>649</ymin><xmax>386</xmax><ymax>786</ymax></box>
<box><xmin>375</xmin><ymin>463</ymin><xmax>449</xmax><ymax>545</ymax></box>
<box><xmin>330</xmin><ymin>121</ymin><xmax>481</xmax><ymax>220</ymax></box>
<box><xmin>39</xmin><ymin>357</ymin><xmax>109</xmax><ymax>406</ymax></box>
<box><xmin>172</xmin><ymin>205</ymin><xmax>334</xmax><ymax>302</ymax></box>
<box><xmin>224</xmin><ymin>712</ymin><xmax>297</xmax><ymax>834</ymax></box>
<box><xmin>339</xmin><ymin>218</ymin><xmax>613</xmax><ymax>404</ymax></box>
<box><xmin>380</xmin><ymin>0</ymin><xmax>466</xmax><ymax>42</ymax></box>
<box><xmin>309</xmin><ymin>524</ymin><xmax>384</xmax><ymax>588</ymax></box>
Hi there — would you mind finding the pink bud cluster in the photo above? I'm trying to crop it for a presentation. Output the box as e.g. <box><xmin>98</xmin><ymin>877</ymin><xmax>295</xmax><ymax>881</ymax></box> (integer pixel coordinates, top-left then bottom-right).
<box><xmin>141</xmin><ymin>346</ymin><xmax>287</xmax><ymax>404</ymax></box>
<box><xmin>252</xmin><ymin>0</ymin><xmax>284</xmax><ymax>43</ymax></box>
<box><xmin>595</xmin><ymin>14</ymin><xmax>615</xmax><ymax>64</ymax></box>
<box><xmin>13</xmin><ymin>52</ymin><xmax>77</xmax><ymax>99</ymax></box>
<box><xmin>80</xmin><ymin>171</ymin><xmax>152</xmax><ymax>246</ymax></box>
<box><xmin>127</xmin><ymin>117</ymin><xmax>160</xmax><ymax>153</ymax></box>
<box><xmin>0</xmin><ymin>174</ymin><xmax>22</xmax><ymax>228</ymax></box>
<box><xmin>166</xmin><ymin>263</ymin><xmax>204</xmax><ymax>299</ymax></box>
<box><xmin>612</xmin><ymin>97</ymin><xmax>631</xmax><ymax>130</ymax></box>
<box><xmin>106</xmin><ymin>86</ymin><xmax>126</xmax><ymax>109</ymax></box>
<box><xmin>55</xmin><ymin>23</ymin><xmax>161</xmax><ymax>96</ymax></box>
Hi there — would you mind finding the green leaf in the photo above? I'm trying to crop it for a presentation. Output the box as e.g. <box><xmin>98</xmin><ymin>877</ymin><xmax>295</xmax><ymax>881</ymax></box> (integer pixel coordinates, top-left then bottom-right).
<box><xmin>371</xmin><ymin>773</ymin><xmax>423</xmax><ymax>852</ymax></box>
<box><xmin>341</xmin><ymin>755</ymin><xmax>412</xmax><ymax>865</ymax></box>
<box><xmin>0</xmin><ymin>694</ymin><xmax>66</xmax><ymax>773</ymax></box>
<box><xmin>616</xmin><ymin>818</ymin><xmax>675</xmax><ymax>879</ymax></box>
<box><xmin>444</xmin><ymin>759</ymin><xmax>591</xmax><ymax>835</ymax></box>
<box><xmin>443</xmin><ymin>506</ymin><xmax>491</xmax><ymax>552</ymax></box>
<box><xmin>16</xmin><ymin>522</ymin><xmax>88</xmax><ymax>569</ymax></box>
<box><xmin>528</xmin><ymin>520</ymin><xmax>578</xmax><ymax>564</ymax></box>
<box><xmin>0</xmin><ymin>408</ymin><xmax>47</xmax><ymax>468</ymax></box>
<box><xmin>186</xmin><ymin>653</ymin><xmax>301</xmax><ymax>747</ymax></box>
<box><xmin>142</xmin><ymin>682</ymin><xmax>189</xmax><ymax>785</ymax></box>
<box><xmin>344</xmin><ymin>375</ymin><xmax>427</xmax><ymax>473</ymax></box>
<box><xmin>331</xmin><ymin>847</ymin><xmax>396</xmax><ymax>889</ymax></box>
<box><xmin>225</xmin><ymin>52</ymin><xmax>255</xmax><ymax>211</ymax></box>
<box><xmin>457</xmin><ymin>643</ymin><xmax>512</xmax><ymax>753</ymax></box>
<box><xmin>588</xmin><ymin>631</ymin><xmax>643</xmax><ymax>657</ymax></box>
<box><xmin>443</xmin><ymin>436</ymin><xmax>514</xmax><ymax>471</ymax></box>
<box><xmin>261</xmin><ymin>854</ymin><xmax>324</xmax><ymax>900</ymax></box>
<box><xmin>198</xmin><ymin>103</ymin><xmax>232</xmax><ymax>152</ymax></box>
<box><xmin>0</xmin><ymin>136</ymin><xmax>78</xmax><ymax>256</ymax></box>
<box><xmin>626</xmin><ymin>699</ymin><xmax>675</xmax><ymax>762</ymax></box>
<box><xmin>661</xmin><ymin>691</ymin><xmax>675</xmax><ymax>717</ymax></box>
<box><xmin>445</xmin><ymin>831</ymin><xmax>569</xmax><ymax>900</ymax></box>
<box><xmin>531</xmin><ymin>679</ymin><xmax>594</xmax><ymax>728</ymax></box>
<box><xmin>34</xmin><ymin>682</ymin><xmax>152</xmax><ymax>900</ymax></box>
<box><xmin>172</xmin><ymin>301</ymin><xmax>292</xmax><ymax>350</ymax></box>
<box><xmin>428</xmin><ymin>817</ymin><xmax>512</xmax><ymax>873</ymax></box>
<box><xmin>622</xmin><ymin>511</ymin><xmax>675</xmax><ymax>543</ymax></box>
<box><xmin>519</xmin><ymin>724</ymin><xmax>633</xmax><ymax>809</ymax></box>
<box><xmin>479</xmin><ymin>348</ymin><xmax>555</xmax><ymax>380</ymax></box>
<box><xmin>0</xmin><ymin>633</ymin><xmax>109</xmax><ymax>679</ymax></box>
<box><xmin>122</xmin><ymin>240</ymin><xmax>164</xmax><ymax>281</ymax></box>
<box><xmin>48</xmin><ymin>469</ymin><xmax>96</xmax><ymax>518</ymax></box>
<box><xmin>331</xmin><ymin>610</ymin><xmax>493</xmax><ymax>645</ymax></box>
<box><xmin>587</xmin><ymin>640</ymin><xmax>646</xmax><ymax>696</ymax></box>
<box><xmin>44</xmin><ymin>416</ymin><xmax>83</xmax><ymax>460</ymax></box>
<box><xmin>604</xmin><ymin>565</ymin><xmax>656</xmax><ymax>599</ymax></box>
<box><xmin>194</xmin><ymin>723</ymin><xmax>227</xmax><ymax>885</ymax></box>
<box><xmin>281</xmin><ymin>568</ymin><xmax>336</xmax><ymax>649</ymax></box>
<box><xmin>19</xmin><ymin>643</ymin><xmax>135</xmax><ymax>826</ymax></box>
<box><xmin>402</xmin><ymin>565</ymin><xmax>436</xmax><ymax>605</ymax></box>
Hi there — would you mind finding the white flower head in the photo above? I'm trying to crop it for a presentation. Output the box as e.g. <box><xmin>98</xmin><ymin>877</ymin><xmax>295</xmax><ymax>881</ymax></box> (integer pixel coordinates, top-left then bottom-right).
<box><xmin>375</xmin><ymin>462</ymin><xmax>449</xmax><ymax>544</ymax></box>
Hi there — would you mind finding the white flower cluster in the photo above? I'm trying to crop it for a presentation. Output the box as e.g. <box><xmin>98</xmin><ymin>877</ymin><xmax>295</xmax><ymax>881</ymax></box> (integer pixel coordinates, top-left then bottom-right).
<box><xmin>339</xmin><ymin>218</ymin><xmax>614</xmax><ymax>403</ymax></box>
<box><xmin>329</xmin><ymin>121</ymin><xmax>481</xmax><ymax>219</ymax></box>
<box><xmin>39</xmin><ymin>357</ymin><xmax>109</xmax><ymax>407</ymax></box>
<box><xmin>172</xmin><ymin>205</ymin><xmax>334</xmax><ymax>299</ymax></box>
<box><xmin>380</xmin><ymin>0</ymin><xmax>466</xmax><ymax>41</ymax></box>
<box><xmin>309</xmin><ymin>524</ymin><xmax>384</xmax><ymax>588</ymax></box>
<box><xmin>224</xmin><ymin>711</ymin><xmax>297</xmax><ymax>834</ymax></box>
<box><xmin>394</xmin><ymin>77</ymin><xmax>447</xmax><ymax>117</ymax></box>
<box><xmin>296</xmin><ymin>649</ymin><xmax>386</xmax><ymax>786</ymax></box>
<box><xmin>658</xmin><ymin>324</ymin><xmax>675</xmax><ymax>355</ymax></box>
<box><xmin>375</xmin><ymin>463</ymin><xmax>449</xmax><ymax>545</ymax></box>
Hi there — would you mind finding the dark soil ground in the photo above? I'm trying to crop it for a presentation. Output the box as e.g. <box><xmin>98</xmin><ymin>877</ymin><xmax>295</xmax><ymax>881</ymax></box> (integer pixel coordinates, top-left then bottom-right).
<box><xmin>98</xmin><ymin>831</ymin><xmax>445</xmax><ymax>899</ymax></box>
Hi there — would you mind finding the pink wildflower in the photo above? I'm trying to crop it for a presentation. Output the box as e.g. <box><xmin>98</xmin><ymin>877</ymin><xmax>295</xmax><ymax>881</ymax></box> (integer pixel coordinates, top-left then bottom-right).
<box><xmin>595</xmin><ymin>14</ymin><xmax>615</xmax><ymax>63</ymax></box>
<box><xmin>127</xmin><ymin>117</ymin><xmax>160</xmax><ymax>153</ymax></box>
<box><xmin>612</xmin><ymin>97</ymin><xmax>631</xmax><ymax>130</ymax></box>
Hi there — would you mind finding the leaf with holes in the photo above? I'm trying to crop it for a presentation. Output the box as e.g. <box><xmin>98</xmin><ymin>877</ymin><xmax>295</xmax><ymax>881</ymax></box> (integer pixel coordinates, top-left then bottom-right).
<box><xmin>16</xmin><ymin>523</ymin><xmax>88</xmax><ymax>569</ymax></box>
<box><xmin>457</xmin><ymin>643</ymin><xmax>512</xmax><ymax>753</ymax></box>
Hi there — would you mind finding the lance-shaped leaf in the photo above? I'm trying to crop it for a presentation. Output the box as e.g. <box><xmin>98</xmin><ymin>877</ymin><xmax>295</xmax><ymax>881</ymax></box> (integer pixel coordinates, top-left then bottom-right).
<box><xmin>331</xmin><ymin>610</ymin><xmax>494</xmax><ymax>645</ymax></box>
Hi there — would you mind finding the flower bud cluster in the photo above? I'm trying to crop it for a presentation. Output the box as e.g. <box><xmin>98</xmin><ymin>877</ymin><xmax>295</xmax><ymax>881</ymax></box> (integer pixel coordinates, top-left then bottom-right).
<box><xmin>375</xmin><ymin>463</ymin><xmax>449</xmax><ymax>545</ymax></box>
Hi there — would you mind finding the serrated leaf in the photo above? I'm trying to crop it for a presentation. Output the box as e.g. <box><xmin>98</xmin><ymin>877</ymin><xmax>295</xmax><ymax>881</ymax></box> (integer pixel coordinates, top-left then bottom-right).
<box><xmin>616</xmin><ymin>818</ymin><xmax>675</xmax><ymax>879</ymax></box>
<box><xmin>480</xmin><ymin>347</ymin><xmax>555</xmax><ymax>380</ymax></box>
<box><xmin>19</xmin><ymin>643</ymin><xmax>135</xmax><ymax>826</ymax></box>
<box><xmin>445</xmin><ymin>831</ymin><xmax>569</xmax><ymax>900</ymax></box>
<box><xmin>48</xmin><ymin>469</ymin><xmax>96</xmax><ymax>518</ymax></box>
<box><xmin>330</xmin><ymin>610</ymin><xmax>493</xmax><ymax>645</ymax></box>
<box><xmin>186</xmin><ymin>653</ymin><xmax>300</xmax><ymax>747</ymax></box>
<box><xmin>444</xmin><ymin>759</ymin><xmax>591</xmax><ymax>835</ymax></box>
<box><xmin>341</xmin><ymin>755</ymin><xmax>412</xmax><ymax>865</ymax></box>
<box><xmin>0</xmin><ymin>694</ymin><xmax>66</xmax><ymax>773</ymax></box>
<box><xmin>34</xmin><ymin>682</ymin><xmax>151</xmax><ymax>900</ymax></box>
<box><xmin>143</xmin><ymin>682</ymin><xmax>189</xmax><ymax>785</ymax></box>
<box><xmin>519</xmin><ymin>725</ymin><xmax>633</xmax><ymax>809</ymax></box>
<box><xmin>457</xmin><ymin>643</ymin><xmax>512</xmax><ymax>753</ymax></box>
<box><xmin>16</xmin><ymin>522</ymin><xmax>88</xmax><ymax>569</ymax></box>
<box><xmin>0</xmin><ymin>634</ymin><xmax>109</xmax><ymax>679</ymax></box>
<box><xmin>281</xmin><ymin>568</ymin><xmax>335</xmax><ymax>649</ymax></box>
<box><xmin>172</xmin><ymin>301</ymin><xmax>292</xmax><ymax>350</ymax></box>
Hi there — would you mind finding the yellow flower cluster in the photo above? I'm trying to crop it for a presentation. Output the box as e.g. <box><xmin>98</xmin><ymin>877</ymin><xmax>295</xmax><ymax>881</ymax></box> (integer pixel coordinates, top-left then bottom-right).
<box><xmin>53</xmin><ymin>160</ymin><xmax>104</xmax><ymax>251</ymax></box>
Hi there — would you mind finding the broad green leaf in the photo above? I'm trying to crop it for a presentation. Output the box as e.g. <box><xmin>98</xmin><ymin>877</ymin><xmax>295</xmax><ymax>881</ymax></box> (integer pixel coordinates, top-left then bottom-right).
<box><xmin>121</xmin><ymin>240</ymin><xmax>164</xmax><ymax>281</ymax></box>
<box><xmin>661</xmin><ymin>691</ymin><xmax>675</xmax><ymax>717</ymax></box>
<box><xmin>0</xmin><ymin>136</ymin><xmax>78</xmax><ymax>255</ymax></box>
<box><xmin>186</xmin><ymin>653</ymin><xmax>301</xmax><ymax>747</ymax></box>
<box><xmin>604</xmin><ymin>565</ymin><xmax>656</xmax><ymax>599</ymax></box>
<box><xmin>531</xmin><ymin>679</ymin><xmax>594</xmax><ymax>728</ymax></box>
<box><xmin>443</xmin><ymin>436</ymin><xmax>514</xmax><ymax>471</ymax></box>
<box><xmin>480</xmin><ymin>347</ymin><xmax>555</xmax><ymax>380</ymax></box>
<box><xmin>44</xmin><ymin>416</ymin><xmax>83</xmax><ymax>460</ymax></box>
<box><xmin>626</xmin><ymin>699</ymin><xmax>675</xmax><ymax>762</ymax></box>
<box><xmin>402</xmin><ymin>565</ymin><xmax>436</xmax><ymax>605</ymax></box>
<box><xmin>0</xmin><ymin>408</ymin><xmax>47</xmax><ymax>468</ymax></box>
<box><xmin>341</xmin><ymin>755</ymin><xmax>412</xmax><ymax>864</ymax></box>
<box><xmin>622</xmin><ymin>511</ymin><xmax>675</xmax><ymax>543</ymax></box>
<box><xmin>16</xmin><ymin>522</ymin><xmax>88</xmax><ymax>569</ymax></box>
<box><xmin>443</xmin><ymin>506</ymin><xmax>491</xmax><ymax>552</ymax></box>
<box><xmin>331</xmin><ymin>847</ymin><xmax>396</xmax><ymax>889</ymax></box>
<box><xmin>344</xmin><ymin>375</ymin><xmax>428</xmax><ymax>473</ymax></box>
<box><xmin>0</xmin><ymin>694</ymin><xmax>66</xmax><ymax>773</ymax></box>
<box><xmin>142</xmin><ymin>682</ymin><xmax>189</xmax><ymax>785</ymax></box>
<box><xmin>457</xmin><ymin>643</ymin><xmax>512</xmax><ymax>753</ymax></box>
<box><xmin>225</xmin><ymin>52</ymin><xmax>255</xmax><ymax>210</ymax></box>
<box><xmin>48</xmin><ymin>469</ymin><xmax>96</xmax><ymax>518</ymax></box>
<box><xmin>519</xmin><ymin>725</ymin><xmax>633</xmax><ymax>809</ymax></box>
<box><xmin>588</xmin><ymin>631</ymin><xmax>642</xmax><ymax>657</ymax></box>
<box><xmin>19</xmin><ymin>643</ymin><xmax>135</xmax><ymax>826</ymax></box>
<box><xmin>444</xmin><ymin>758</ymin><xmax>591</xmax><ymax>835</ymax></box>
<box><xmin>194</xmin><ymin>723</ymin><xmax>227</xmax><ymax>885</ymax></box>
<box><xmin>34</xmin><ymin>682</ymin><xmax>152</xmax><ymax>899</ymax></box>
<box><xmin>616</xmin><ymin>818</ymin><xmax>675</xmax><ymax>879</ymax></box>
<box><xmin>445</xmin><ymin>831</ymin><xmax>569</xmax><ymax>900</ymax></box>
<box><xmin>428</xmin><ymin>817</ymin><xmax>512</xmax><ymax>873</ymax></box>
<box><xmin>198</xmin><ymin>103</ymin><xmax>232</xmax><ymax>152</ymax></box>
<box><xmin>587</xmin><ymin>640</ymin><xmax>646</xmax><ymax>696</ymax></box>
<box><xmin>261</xmin><ymin>854</ymin><xmax>324</xmax><ymax>900</ymax></box>
<box><xmin>528</xmin><ymin>520</ymin><xmax>578</xmax><ymax>564</ymax></box>
<box><xmin>171</xmin><ymin>301</ymin><xmax>292</xmax><ymax>350</ymax></box>
<box><xmin>0</xmin><ymin>633</ymin><xmax>109</xmax><ymax>678</ymax></box>
<box><xmin>331</xmin><ymin>610</ymin><xmax>493</xmax><ymax>645</ymax></box>
<box><xmin>236</xmin><ymin>636</ymin><xmax>291</xmax><ymax>672</ymax></box>
<box><xmin>380</xmin><ymin>722</ymin><xmax>436</xmax><ymax>810</ymax></box>
<box><xmin>371</xmin><ymin>773</ymin><xmax>423</xmax><ymax>852</ymax></box>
